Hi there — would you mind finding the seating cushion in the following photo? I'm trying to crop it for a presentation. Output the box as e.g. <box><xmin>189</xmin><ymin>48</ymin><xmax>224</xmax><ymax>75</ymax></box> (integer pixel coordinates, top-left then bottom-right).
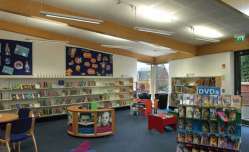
<box><xmin>10</xmin><ymin>133</ymin><xmax>29</xmax><ymax>142</ymax></box>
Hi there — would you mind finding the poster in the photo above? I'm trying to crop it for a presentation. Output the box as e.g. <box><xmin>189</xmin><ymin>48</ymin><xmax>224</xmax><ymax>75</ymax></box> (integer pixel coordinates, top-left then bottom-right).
<box><xmin>96</xmin><ymin>111</ymin><xmax>112</xmax><ymax>133</ymax></box>
<box><xmin>0</xmin><ymin>39</ymin><xmax>32</xmax><ymax>75</ymax></box>
<box><xmin>66</xmin><ymin>46</ymin><xmax>113</xmax><ymax>76</ymax></box>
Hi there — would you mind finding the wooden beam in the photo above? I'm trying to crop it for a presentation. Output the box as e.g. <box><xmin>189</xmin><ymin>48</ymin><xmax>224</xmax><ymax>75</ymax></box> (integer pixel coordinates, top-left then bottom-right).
<box><xmin>0</xmin><ymin>20</ymin><xmax>154</xmax><ymax>63</ymax></box>
<box><xmin>154</xmin><ymin>52</ymin><xmax>194</xmax><ymax>64</ymax></box>
<box><xmin>0</xmin><ymin>0</ymin><xmax>197</xmax><ymax>55</ymax></box>
<box><xmin>197</xmin><ymin>37</ymin><xmax>249</xmax><ymax>55</ymax></box>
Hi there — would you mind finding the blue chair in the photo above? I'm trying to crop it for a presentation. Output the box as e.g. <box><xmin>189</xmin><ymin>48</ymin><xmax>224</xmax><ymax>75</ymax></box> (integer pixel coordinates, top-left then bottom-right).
<box><xmin>18</xmin><ymin>108</ymin><xmax>31</xmax><ymax>119</ymax></box>
<box><xmin>10</xmin><ymin>117</ymin><xmax>38</xmax><ymax>152</ymax></box>
<box><xmin>0</xmin><ymin>123</ymin><xmax>11</xmax><ymax>152</ymax></box>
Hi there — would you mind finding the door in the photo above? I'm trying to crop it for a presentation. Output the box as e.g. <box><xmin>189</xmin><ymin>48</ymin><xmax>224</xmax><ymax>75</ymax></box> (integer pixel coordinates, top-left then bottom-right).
<box><xmin>235</xmin><ymin>51</ymin><xmax>249</xmax><ymax>122</ymax></box>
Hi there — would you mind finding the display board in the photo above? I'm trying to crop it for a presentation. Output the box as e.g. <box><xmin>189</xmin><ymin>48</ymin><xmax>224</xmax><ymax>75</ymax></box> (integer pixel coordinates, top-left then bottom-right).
<box><xmin>0</xmin><ymin>39</ymin><xmax>32</xmax><ymax>75</ymax></box>
<box><xmin>66</xmin><ymin>46</ymin><xmax>113</xmax><ymax>76</ymax></box>
<box><xmin>176</xmin><ymin>94</ymin><xmax>242</xmax><ymax>152</ymax></box>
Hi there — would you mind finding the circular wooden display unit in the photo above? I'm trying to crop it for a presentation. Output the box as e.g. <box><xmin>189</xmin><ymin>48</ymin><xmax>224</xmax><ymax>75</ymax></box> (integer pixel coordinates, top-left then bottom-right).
<box><xmin>67</xmin><ymin>106</ymin><xmax>115</xmax><ymax>137</ymax></box>
<box><xmin>0</xmin><ymin>113</ymin><xmax>18</xmax><ymax>123</ymax></box>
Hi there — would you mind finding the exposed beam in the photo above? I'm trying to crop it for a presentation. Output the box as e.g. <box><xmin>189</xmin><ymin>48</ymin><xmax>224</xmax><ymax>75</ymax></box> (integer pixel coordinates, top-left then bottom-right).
<box><xmin>197</xmin><ymin>37</ymin><xmax>249</xmax><ymax>55</ymax></box>
<box><xmin>154</xmin><ymin>52</ymin><xmax>194</xmax><ymax>64</ymax></box>
<box><xmin>0</xmin><ymin>20</ymin><xmax>154</xmax><ymax>63</ymax></box>
<box><xmin>0</xmin><ymin>0</ymin><xmax>197</xmax><ymax>55</ymax></box>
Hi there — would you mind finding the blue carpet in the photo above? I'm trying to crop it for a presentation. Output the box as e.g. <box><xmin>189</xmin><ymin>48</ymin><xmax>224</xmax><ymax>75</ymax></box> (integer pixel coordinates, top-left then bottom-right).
<box><xmin>16</xmin><ymin>110</ymin><xmax>249</xmax><ymax>152</ymax></box>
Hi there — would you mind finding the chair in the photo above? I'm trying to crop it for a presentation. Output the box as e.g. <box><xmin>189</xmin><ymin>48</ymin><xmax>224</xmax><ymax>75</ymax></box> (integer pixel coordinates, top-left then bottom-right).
<box><xmin>10</xmin><ymin>117</ymin><xmax>38</xmax><ymax>152</ymax></box>
<box><xmin>18</xmin><ymin>108</ymin><xmax>31</xmax><ymax>119</ymax></box>
<box><xmin>0</xmin><ymin>123</ymin><xmax>11</xmax><ymax>152</ymax></box>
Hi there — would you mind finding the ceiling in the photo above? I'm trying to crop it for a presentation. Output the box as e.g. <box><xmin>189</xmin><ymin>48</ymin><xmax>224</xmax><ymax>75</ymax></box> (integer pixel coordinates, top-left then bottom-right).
<box><xmin>1</xmin><ymin>0</ymin><xmax>249</xmax><ymax>63</ymax></box>
<box><xmin>0</xmin><ymin>11</ymin><xmax>175</xmax><ymax>57</ymax></box>
<box><xmin>221</xmin><ymin>0</ymin><xmax>249</xmax><ymax>16</ymax></box>
<box><xmin>42</xmin><ymin>0</ymin><xmax>249</xmax><ymax>45</ymax></box>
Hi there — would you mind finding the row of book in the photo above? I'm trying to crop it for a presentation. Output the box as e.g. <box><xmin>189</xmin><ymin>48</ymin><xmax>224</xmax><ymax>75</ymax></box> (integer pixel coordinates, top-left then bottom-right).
<box><xmin>177</xmin><ymin>132</ymin><xmax>240</xmax><ymax>151</ymax></box>
<box><xmin>178</xmin><ymin>106</ymin><xmax>239</xmax><ymax>122</ymax></box>
<box><xmin>178</xmin><ymin>94</ymin><xmax>241</xmax><ymax>108</ymax></box>
<box><xmin>178</xmin><ymin>119</ymin><xmax>240</xmax><ymax>136</ymax></box>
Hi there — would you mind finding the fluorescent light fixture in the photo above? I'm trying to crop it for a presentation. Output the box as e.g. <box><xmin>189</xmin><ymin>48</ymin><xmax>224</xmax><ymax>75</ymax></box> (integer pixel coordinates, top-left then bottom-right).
<box><xmin>40</xmin><ymin>11</ymin><xmax>103</xmax><ymax>24</ymax></box>
<box><xmin>194</xmin><ymin>37</ymin><xmax>220</xmax><ymax>43</ymax></box>
<box><xmin>137</xmin><ymin>5</ymin><xmax>177</xmax><ymax>23</ymax></box>
<box><xmin>100</xmin><ymin>34</ymin><xmax>129</xmax><ymax>41</ymax></box>
<box><xmin>32</xmin><ymin>17</ymin><xmax>68</xmax><ymax>26</ymax></box>
<box><xmin>25</xmin><ymin>38</ymin><xmax>69</xmax><ymax>44</ymax></box>
<box><xmin>134</xmin><ymin>27</ymin><xmax>174</xmax><ymax>36</ymax></box>
<box><xmin>190</xmin><ymin>25</ymin><xmax>223</xmax><ymax>38</ymax></box>
<box><xmin>138</xmin><ymin>41</ymin><xmax>174</xmax><ymax>52</ymax></box>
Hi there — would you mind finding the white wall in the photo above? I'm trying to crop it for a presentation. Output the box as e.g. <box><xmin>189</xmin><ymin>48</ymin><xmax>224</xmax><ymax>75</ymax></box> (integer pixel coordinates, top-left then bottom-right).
<box><xmin>0</xmin><ymin>30</ymin><xmax>137</xmax><ymax>80</ymax></box>
<box><xmin>169</xmin><ymin>52</ymin><xmax>234</xmax><ymax>94</ymax></box>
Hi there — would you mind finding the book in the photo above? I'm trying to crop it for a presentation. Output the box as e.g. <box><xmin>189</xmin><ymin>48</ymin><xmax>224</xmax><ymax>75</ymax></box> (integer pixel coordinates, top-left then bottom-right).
<box><xmin>209</xmin><ymin>108</ymin><xmax>217</xmax><ymax>120</ymax></box>
<box><xmin>202</xmin><ymin>95</ymin><xmax>210</xmax><ymax>107</ymax></box>
<box><xmin>192</xmin><ymin>133</ymin><xmax>201</xmax><ymax>144</ymax></box>
<box><xmin>228</xmin><ymin>110</ymin><xmax>237</xmax><ymax>121</ymax></box>
<box><xmin>185</xmin><ymin>120</ymin><xmax>192</xmax><ymax>131</ymax></box>
<box><xmin>202</xmin><ymin>122</ymin><xmax>209</xmax><ymax>132</ymax></box>
<box><xmin>210</xmin><ymin>135</ymin><xmax>218</xmax><ymax>147</ymax></box>
<box><xmin>202</xmin><ymin>108</ymin><xmax>209</xmax><ymax>120</ymax></box>
<box><xmin>231</xmin><ymin>95</ymin><xmax>242</xmax><ymax>108</ymax></box>
<box><xmin>210</xmin><ymin>122</ymin><xmax>218</xmax><ymax>133</ymax></box>
<box><xmin>179</xmin><ymin>106</ymin><xmax>185</xmax><ymax>118</ymax></box>
<box><xmin>222</xmin><ymin>95</ymin><xmax>231</xmax><ymax>107</ymax></box>
<box><xmin>185</xmin><ymin>133</ymin><xmax>193</xmax><ymax>143</ymax></box>
<box><xmin>193</xmin><ymin>107</ymin><xmax>201</xmax><ymax>119</ymax></box>
<box><xmin>178</xmin><ymin>119</ymin><xmax>185</xmax><ymax>130</ymax></box>
<box><xmin>186</xmin><ymin>107</ymin><xmax>194</xmax><ymax>118</ymax></box>
<box><xmin>201</xmin><ymin>134</ymin><xmax>209</xmax><ymax>145</ymax></box>
<box><xmin>194</xmin><ymin>95</ymin><xmax>202</xmax><ymax>106</ymax></box>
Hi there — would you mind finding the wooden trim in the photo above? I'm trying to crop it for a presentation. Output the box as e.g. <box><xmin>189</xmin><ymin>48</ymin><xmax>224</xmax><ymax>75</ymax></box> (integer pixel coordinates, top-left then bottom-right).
<box><xmin>0</xmin><ymin>20</ymin><xmax>154</xmax><ymax>63</ymax></box>
<box><xmin>154</xmin><ymin>52</ymin><xmax>195</xmax><ymax>64</ymax></box>
<box><xmin>0</xmin><ymin>0</ymin><xmax>196</xmax><ymax>55</ymax></box>
<box><xmin>197</xmin><ymin>37</ymin><xmax>249</xmax><ymax>55</ymax></box>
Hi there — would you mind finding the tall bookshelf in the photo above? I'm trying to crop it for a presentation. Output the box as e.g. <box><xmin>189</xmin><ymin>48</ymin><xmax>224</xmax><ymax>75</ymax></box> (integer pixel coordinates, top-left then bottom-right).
<box><xmin>170</xmin><ymin>76</ymin><xmax>222</xmax><ymax>108</ymax></box>
<box><xmin>0</xmin><ymin>77</ymin><xmax>133</xmax><ymax>118</ymax></box>
<box><xmin>176</xmin><ymin>94</ymin><xmax>242</xmax><ymax>152</ymax></box>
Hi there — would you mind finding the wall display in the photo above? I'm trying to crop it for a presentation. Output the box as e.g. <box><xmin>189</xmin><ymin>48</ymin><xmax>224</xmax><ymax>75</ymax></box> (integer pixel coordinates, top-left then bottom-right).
<box><xmin>0</xmin><ymin>39</ymin><xmax>32</xmax><ymax>75</ymax></box>
<box><xmin>66</xmin><ymin>46</ymin><xmax>113</xmax><ymax>76</ymax></box>
<box><xmin>176</xmin><ymin>94</ymin><xmax>242</xmax><ymax>152</ymax></box>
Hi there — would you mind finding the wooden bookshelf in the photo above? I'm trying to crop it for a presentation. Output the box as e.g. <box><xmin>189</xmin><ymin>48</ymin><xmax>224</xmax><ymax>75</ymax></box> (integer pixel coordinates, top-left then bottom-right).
<box><xmin>0</xmin><ymin>77</ymin><xmax>133</xmax><ymax>118</ymax></box>
<box><xmin>67</xmin><ymin>105</ymin><xmax>115</xmax><ymax>137</ymax></box>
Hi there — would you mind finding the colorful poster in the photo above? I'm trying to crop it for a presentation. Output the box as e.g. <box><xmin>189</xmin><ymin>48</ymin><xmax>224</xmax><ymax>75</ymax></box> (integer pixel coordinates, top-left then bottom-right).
<box><xmin>66</xmin><ymin>46</ymin><xmax>113</xmax><ymax>76</ymax></box>
<box><xmin>0</xmin><ymin>39</ymin><xmax>32</xmax><ymax>75</ymax></box>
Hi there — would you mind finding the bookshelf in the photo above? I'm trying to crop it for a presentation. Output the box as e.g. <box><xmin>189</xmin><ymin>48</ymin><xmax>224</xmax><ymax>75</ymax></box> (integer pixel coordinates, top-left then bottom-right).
<box><xmin>0</xmin><ymin>77</ymin><xmax>133</xmax><ymax>118</ymax></box>
<box><xmin>67</xmin><ymin>105</ymin><xmax>115</xmax><ymax>137</ymax></box>
<box><xmin>170</xmin><ymin>76</ymin><xmax>222</xmax><ymax>108</ymax></box>
<box><xmin>176</xmin><ymin>94</ymin><xmax>242</xmax><ymax>152</ymax></box>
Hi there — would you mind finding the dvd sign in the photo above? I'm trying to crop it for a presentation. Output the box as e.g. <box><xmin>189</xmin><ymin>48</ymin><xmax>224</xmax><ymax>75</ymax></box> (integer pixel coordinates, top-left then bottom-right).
<box><xmin>197</xmin><ymin>86</ymin><xmax>221</xmax><ymax>96</ymax></box>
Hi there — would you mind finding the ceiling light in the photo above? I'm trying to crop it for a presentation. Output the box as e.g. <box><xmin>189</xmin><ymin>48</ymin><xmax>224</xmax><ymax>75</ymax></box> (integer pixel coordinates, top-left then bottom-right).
<box><xmin>134</xmin><ymin>27</ymin><xmax>174</xmax><ymax>36</ymax></box>
<box><xmin>100</xmin><ymin>34</ymin><xmax>129</xmax><ymax>41</ymax></box>
<box><xmin>40</xmin><ymin>11</ymin><xmax>103</xmax><ymax>24</ymax></box>
<box><xmin>101</xmin><ymin>44</ymin><xmax>131</xmax><ymax>49</ymax></box>
<box><xmin>138</xmin><ymin>41</ymin><xmax>175</xmax><ymax>52</ymax></box>
<box><xmin>190</xmin><ymin>25</ymin><xmax>223</xmax><ymax>38</ymax></box>
<box><xmin>194</xmin><ymin>37</ymin><xmax>220</xmax><ymax>43</ymax></box>
<box><xmin>137</xmin><ymin>5</ymin><xmax>177</xmax><ymax>23</ymax></box>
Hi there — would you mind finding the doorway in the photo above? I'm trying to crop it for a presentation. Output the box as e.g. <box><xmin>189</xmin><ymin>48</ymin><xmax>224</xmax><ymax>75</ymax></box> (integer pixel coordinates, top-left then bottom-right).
<box><xmin>235</xmin><ymin>51</ymin><xmax>249</xmax><ymax>123</ymax></box>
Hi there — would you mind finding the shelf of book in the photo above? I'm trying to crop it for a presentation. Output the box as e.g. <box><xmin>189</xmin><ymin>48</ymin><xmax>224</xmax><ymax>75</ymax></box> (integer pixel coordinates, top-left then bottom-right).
<box><xmin>0</xmin><ymin>77</ymin><xmax>134</xmax><ymax>118</ymax></box>
<box><xmin>170</xmin><ymin>76</ymin><xmax>222</xmax><ymax>108</ymax></box>
<box><xmin>176</xmin><ymin>94</ymin><xmax>242</xmax><ymax>152</ymax></box>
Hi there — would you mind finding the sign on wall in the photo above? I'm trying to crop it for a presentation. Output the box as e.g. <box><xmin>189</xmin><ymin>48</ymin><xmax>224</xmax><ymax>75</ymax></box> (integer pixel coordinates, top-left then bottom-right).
<box><xmin>0</xmin><ymin>39</ymin><xmax>32</xmax><ymax>75</ymax></box>
<box><xmin>65</xmin><ymin>46</ymin><xmax>113</xmax><ymax>76</ymax></box>
<box><xmin>197</xmin><ymin>86</ymin><xmax>221</xmax><ymax>96</ymax></box>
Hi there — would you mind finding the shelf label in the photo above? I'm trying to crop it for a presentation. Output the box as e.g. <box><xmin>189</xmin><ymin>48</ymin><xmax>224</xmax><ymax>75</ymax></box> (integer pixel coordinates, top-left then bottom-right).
<box><xmin>197</xmin><ymin>86</ymin><xmax>221</xmax><ymax>95</ymax></box>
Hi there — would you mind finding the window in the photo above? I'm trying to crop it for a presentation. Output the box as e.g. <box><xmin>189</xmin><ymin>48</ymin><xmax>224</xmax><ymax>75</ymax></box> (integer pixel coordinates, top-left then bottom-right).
<box><xmin>155</xmin><ymin>63</ymin><xmax>169</xmax><ymax>93</ymax></box>
<box><xmin>137</xmin><ymin>62</ymin><xmax>151</xmax><ymax>94</ymax></box>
